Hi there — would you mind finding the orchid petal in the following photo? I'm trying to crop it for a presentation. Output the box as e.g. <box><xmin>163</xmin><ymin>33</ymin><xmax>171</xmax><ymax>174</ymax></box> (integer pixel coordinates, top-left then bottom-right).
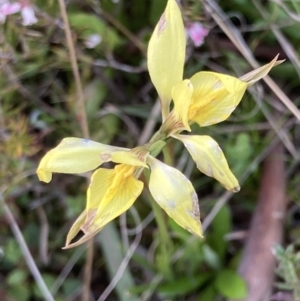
<box><xmin>64</xmin><ymin>165</ymin><xmax>143</xmax><ymax>248</ymax></box>
<box><xmin>147</xmin><ymin>0</ymin><xmax>185</xmax><ymax>120</ymax></box>
<box><xmin>147</xmin><ymin>156</ymin><xmax>202</xmax><ymax>237</ymax></box>
<box><xmin>188</xmin><ymin>72</ymin><xmax>247</xmax><ymax>127</ymax></box>
<box><xmin>160</xmin><ymin>79</ymin><xmax>193</xmax><ymax>136</ymax></box>
<box><xmin>37</xmin><ymin>138</ymin><xmax>146</xmax><ymax>183</ymax></box>
<box><xmin>172</xmin><ymin>79</ymin><xmax>193</xmax><ymax>132</ymax></box>
<box><xmin>91</xmin><ymin>165</ymin><xmax>143</xmax><ymax>225</ymax></box>
<box><xmin>239</xmin><ymin>55</ymin><xmax>284</xmax><ymax>86</ymax></box>
<box><xmin>64</xmin><ymin>210</ymin><xmax>89</xmax><ymax>248</ymax></box>
<box><xmin>175</xmin><ymin>134</ymin><xmax>240</xmax><ymax>192</ymax></box>
<box><xmin>64</xmin><ymin>217</ymin><xmax>103</xmax><ymax>249</ymax></box>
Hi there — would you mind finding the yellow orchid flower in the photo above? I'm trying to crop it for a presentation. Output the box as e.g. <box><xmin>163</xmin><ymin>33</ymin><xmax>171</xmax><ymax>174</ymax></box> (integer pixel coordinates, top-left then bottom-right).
<box><xmin>37</xmin><ymin>0</ymin><xmax>282</xmax><ymax>248</ymax></box>
<box><xmin>37</xmin><ymin>138</ymin><xmax>202</xmax><ymax>248</ymax></box>
<box><xmin>148</xmin><ymin>0</ymin><xmax>283</xmax><ymax>191</ymax></box>
<box><xmin>148</xmin><ymin>0</ymin><xmax>282</xmax><ymax>128</ymax></box>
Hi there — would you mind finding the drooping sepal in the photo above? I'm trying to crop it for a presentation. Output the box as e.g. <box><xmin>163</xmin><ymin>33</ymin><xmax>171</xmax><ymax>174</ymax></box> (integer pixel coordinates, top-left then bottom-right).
<box><xmin>147</xmin><ymin>156</ymin><xmax>202</xmax><ymax>237</ymax></box>
<box><xmin>174</xmin><ymin>134</ymin><xmax>240</xmax><ymax>192</ymax></box>
<box><xmin>37</xmin><ymin>137</ymin><xmax>146</xmax><ymax>183</ymax></box>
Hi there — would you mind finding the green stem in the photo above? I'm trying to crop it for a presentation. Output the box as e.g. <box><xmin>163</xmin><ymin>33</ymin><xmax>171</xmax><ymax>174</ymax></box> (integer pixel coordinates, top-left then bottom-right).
<box><xmin>139</xmin><ymin>127</ymin><xmax>177</xmax><ymax>278</ymax></box>
<box><xmin>162</xmin><ymin>141</ymin><xmax>173</xmax><ymax>166</ymax></box>
<box><xmin>143</xmin><ymin>169</ymin><xmax>173</xmax><ymax>279</ymax></box>
<box><xmin>150</xmin><ymin>197</ymin><xmax>173</xmax><ymax>278</ymax></box>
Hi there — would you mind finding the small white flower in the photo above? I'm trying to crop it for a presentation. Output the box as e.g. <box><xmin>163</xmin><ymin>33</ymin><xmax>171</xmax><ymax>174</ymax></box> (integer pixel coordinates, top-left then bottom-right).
<box><xmin>84</xmin><ymin>34</ymin><xmax>102</xmax><ymax>49</ymax></box>
<box><xmin>21</xmin><ymin>5</ymin><xmax>37</xmax><ymax>26</ymax></box>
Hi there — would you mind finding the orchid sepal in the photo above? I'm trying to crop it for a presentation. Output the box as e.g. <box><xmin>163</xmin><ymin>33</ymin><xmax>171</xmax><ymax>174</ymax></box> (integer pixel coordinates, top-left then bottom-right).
<box><xmin>147</xmin><ymin>0</ymin><xmax>186</xmax><ymax>120</ymax></box>
<box><xmin>37</xmin><ymin>137</ymin><xmax>147</xmax><ymax>183</ymax></box>
<box><xmin>147</xmin><ymin>155</ymin><xmax>203</xmax><ymax>237</ymax></box>
<box><xmin>174</xmin><ymin>134</ymin><xmax>240</xmax><ymax>192</ymax></box>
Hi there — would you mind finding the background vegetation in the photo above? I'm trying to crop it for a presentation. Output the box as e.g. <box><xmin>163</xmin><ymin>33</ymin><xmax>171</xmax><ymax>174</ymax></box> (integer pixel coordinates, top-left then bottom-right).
<box><xmin>1</xmin><ymin>0</ymin><xmax>300</xmax><ymax>300</ymax></box>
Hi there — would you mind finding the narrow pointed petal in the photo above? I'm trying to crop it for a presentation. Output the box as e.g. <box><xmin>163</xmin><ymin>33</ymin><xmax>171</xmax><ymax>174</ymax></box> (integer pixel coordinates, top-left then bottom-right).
<box><xmin>239</xmin><ymin>54</ymin><xmax>284</xmax><ymax>86</ymax></box>
<box><xmin>175</xmin><ymin>134</ymin><xmax>240</xmax><ymax>192</ymax></box>
<box><xmin>188</xmin><ymin>72</ymin><xmax>247</xmax><ymax>127</ymax></box>
<box><xmin>160</xmin><ymin>80</ymin><xmax>193</xmax><ymax>136</ymax></box>
<box><xmin>65</xmin><ymin>165</ymin><xmax>143</xmax><ymax>248</ymax></box>
<box><xmin>64</xmin><ymin>221</ymin><xmax>102</xmax><ymax>249</ymax></box>
<box><xmin>37</xmin><ymin>137</ymin><xmax>144</xmax><ymax>183</ymax></box>
<box><xmin>147</xmin><ymin>156</ymin><xmax>202</xmax><ymax>237</ymax></box>
<box><xmin>147</xmin><ymin>0</ymin><xmax>186</xmax><ymax>120</ymax></box>
<box><xmin>64</xmin><ymin>210</ymin><xmax>88</xmax><ymax>248</ymax></box>
<box><xmin>64</xmin><ymin>168</ymin><xmax>114</xmax><ymax>249</ymax></box>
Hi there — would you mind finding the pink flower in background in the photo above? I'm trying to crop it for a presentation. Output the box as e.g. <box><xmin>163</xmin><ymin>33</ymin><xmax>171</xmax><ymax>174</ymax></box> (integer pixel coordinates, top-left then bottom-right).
<box><xmin>0</xmin><ymin>1</ymin><xmax>21</xmax><ymax>23</ymax></box>
<box><xmin>186</xmin><ymin>22</ymin><xmax>209</xmax><ymax>47</ymax></box>
<box><xmin>0</xmin><ymin>0</ymin><xmax>37</xmax><ymax>25</ymax></box>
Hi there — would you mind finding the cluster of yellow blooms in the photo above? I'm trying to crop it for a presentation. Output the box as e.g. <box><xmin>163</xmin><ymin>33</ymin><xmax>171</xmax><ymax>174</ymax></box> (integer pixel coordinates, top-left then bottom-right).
<box><xmin>37</xmin><ymin>0</ymin><xmax>282</xmax><ymax>248</ymax></box>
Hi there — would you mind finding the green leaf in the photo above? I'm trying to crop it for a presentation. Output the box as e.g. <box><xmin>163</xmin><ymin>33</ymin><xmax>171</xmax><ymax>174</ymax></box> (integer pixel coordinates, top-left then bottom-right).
<box><xmin>84</xmin><ymin>80</ymin><xmax>107</xmax><ymax>119</ymax></box>
<box><xmin>158</xmin><ymin>274</ymin><xmax>212</xmax><ymax>297</ymax></box>
<box><xmin>208</xmin><ymin>205</ymin><xmax>232</xmax><ymax>260</ymax></box>
<box><xmin>232</xmin><ymin>0</ymin><xmax>248</xmax><ymax>4</ymax></box>
<box><xmin>3</xmin><ymin>239</ymin><xmax>22</xmax><ymax>264</ymax></box>
<box><xmin>68</xmin><ymin>13</ymin><xmax>122</xmax><ymax>51</ymax></box>
<box><xmin>215</xmin><ymin>269</ymin><xmax>247</xmax><ymax>299</ymax></box>
<box><xmin>212</xmin><ymin>205</ymin><xmax>232</xmax><ymax>237</ymax></box>
<box><xmin>62</xmin><ymin>278</ymin><xmax>82</xmax><ymax>296</ymax></box>
<box><xmin>203</xmin><ymin>244</ymin><xmax>221</xmax><ymax>270</ymax></box>
<box><xmin>129</xmin><ymin>283</ymin><xmax>152</xmax><ymax>295</ymax></box>
<box><xmin>197</xmin><ymin>285</ymin><xmax>217</xmax><ymax>300</ymax></box>
<box><xmin>93</xmin><ymin>114</ymin><xmax>120</xmax><ymax>145</ymax></box>
<box><xmin>96</xmin><ymin>224</ymin><xmax>140</xmax><ymax>301</ymax></box>
<box><xmin>225</xmin><ymin>133</ymin><xmax>253</xmax><ymax>178</ymax></box>
<box><xmin>7</xmin><ymin>270</ymin><xmax>28</xmax><ymax>286</ymax></box>
<box><xmin>65</xmin><ymin>195</ymin><xmax>85</xmax><ymax>219</ymax></box>
<box><xmin>8</xmin><ymin>285</ymin><xmax>30</xmax><ymax>301</ymax></box>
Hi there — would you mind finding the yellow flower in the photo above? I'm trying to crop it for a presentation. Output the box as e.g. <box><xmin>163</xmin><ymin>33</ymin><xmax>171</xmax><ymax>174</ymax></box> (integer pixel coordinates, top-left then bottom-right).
<box><xmin>37</xmin><ymin>0</ymin><xmax>282</xmax><ymax>248</ymax></box>
<box><xmin>37</xmin><ymin>138</ymin><xmax>202</xmax><ymax>248</ymax></box>
<box><xmin>148</xmin><ymin>0</ymin><xmax>282</xmax><ymax>191</ymax></box>
<box><xmin>148</xmin><ymin>0</ymin><xmax>282</xmax><ymax>127</ymax></box>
